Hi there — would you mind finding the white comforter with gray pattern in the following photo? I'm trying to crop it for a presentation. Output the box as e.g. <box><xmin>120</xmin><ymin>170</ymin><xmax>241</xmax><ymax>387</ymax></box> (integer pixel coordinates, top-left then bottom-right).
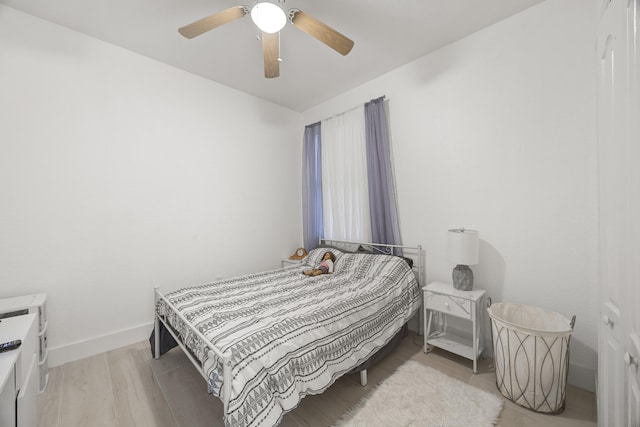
<box><xmin>156</xmin><ymin>248</ymin><xmax>420</xmax><ymax>427</ymax></box>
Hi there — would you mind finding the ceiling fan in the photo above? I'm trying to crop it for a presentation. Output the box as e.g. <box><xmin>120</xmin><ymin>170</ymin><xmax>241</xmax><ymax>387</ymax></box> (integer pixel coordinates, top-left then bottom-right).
<box><xmin>178</xmin><ymin>1</ymin><xmax>355</xmax><ymax>78</ymax></box>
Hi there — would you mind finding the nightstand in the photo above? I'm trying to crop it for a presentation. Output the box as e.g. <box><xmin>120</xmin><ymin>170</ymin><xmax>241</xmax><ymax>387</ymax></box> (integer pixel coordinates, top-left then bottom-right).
<box><xmin>281</xmin><ymin>258</ymin><xmax>303</xmax><ymax>268</ymax></box>
<box><xmin>423</xmin><ymin>281</ymin><xmax>487</xmax><ymax>373</ymax></box>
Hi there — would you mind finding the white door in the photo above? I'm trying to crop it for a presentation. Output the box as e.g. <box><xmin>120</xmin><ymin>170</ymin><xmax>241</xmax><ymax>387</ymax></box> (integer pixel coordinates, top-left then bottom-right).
<box><xmin>597</xmin><ymin>0</ymin><xmax>640</xmax><ymax>425</ymax></box>
<box><xmin>596</xmin><ymin>1</ymin><xmax>626</xmax><ymax>423</ymax></box>
<box><xmin>625</xmin><ymin>1</ymin><xmax>640</xmax><ymax>425</ymax></box>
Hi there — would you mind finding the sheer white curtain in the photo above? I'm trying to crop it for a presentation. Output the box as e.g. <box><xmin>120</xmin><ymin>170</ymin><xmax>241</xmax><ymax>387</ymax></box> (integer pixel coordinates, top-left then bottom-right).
<box><xmin>321</xmin><ymin>106</ymin><xmax>372</xmax><ymax>242</ymax></box>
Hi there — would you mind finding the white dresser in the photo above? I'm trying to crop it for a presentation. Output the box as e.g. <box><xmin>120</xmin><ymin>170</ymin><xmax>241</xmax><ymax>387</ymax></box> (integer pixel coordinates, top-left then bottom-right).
<box><xmin>0</xmin><ymin>294</ymin><xmax>48</xmax><ymax>393</ymax></box>
<box><xmin>0</xmin><ymin>313</ymin><xmax>39</xmax><ymax>427</ymax></box>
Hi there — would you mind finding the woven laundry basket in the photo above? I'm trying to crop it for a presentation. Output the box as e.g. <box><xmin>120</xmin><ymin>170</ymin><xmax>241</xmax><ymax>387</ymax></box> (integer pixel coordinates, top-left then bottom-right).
<box><xmin>487</xmin><ymin>302</ymin><xmax>575</xmax><ymax>414</ymax></box>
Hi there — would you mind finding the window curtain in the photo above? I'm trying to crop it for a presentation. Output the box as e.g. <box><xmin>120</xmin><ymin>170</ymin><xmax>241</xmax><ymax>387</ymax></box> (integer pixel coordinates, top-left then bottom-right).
<box><xmin>302</xmin><ymin>122</ymin><xmax>323</xmax><ymax>251</ymax></box>
<box><xmin>301</xmin><ymin>96</ymin><xmax>401</xmax><ymax>249</ymax></box>
<box><xmin>364</xmin><ymin>97</ymin><xmax>403</xmax><ymax>251</ymax></box>
<box><xmin>321</xmin><ymin>106</ymin><xmax>372</xmax><ymax>242</ymax></box>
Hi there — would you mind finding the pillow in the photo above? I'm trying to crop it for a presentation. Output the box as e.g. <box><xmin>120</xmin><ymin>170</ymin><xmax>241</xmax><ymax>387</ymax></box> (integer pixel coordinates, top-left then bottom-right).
<box><xmin>356</xmin><ymin>245</ymin><xmax>414</xmax><ymax>268</ymax></box>
<box><xmin>318</xmin><ymin>240</ymin><xmax>360</xmax><ymax>253</ymax></box>
<box><xmin>317</xmin><ymin>243</ymin><xmax>354</xmax><ymax>253</ymax></box>
<box><xmin>399</xmin><ymin>256</ymin><xmax>414</xmax><ymax>268</ymax></box>
<box><xmin>304</xmin><ymin>247</ymin><xmax>344</xmax><ymax>269</ymax></box>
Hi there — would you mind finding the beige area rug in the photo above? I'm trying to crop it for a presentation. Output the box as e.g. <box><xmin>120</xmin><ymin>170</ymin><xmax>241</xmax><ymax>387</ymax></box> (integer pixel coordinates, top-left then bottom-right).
<box><xmin>334</xmin><ymin>360</ymin><xmax>503</xmax><ymax>427</ymax></box>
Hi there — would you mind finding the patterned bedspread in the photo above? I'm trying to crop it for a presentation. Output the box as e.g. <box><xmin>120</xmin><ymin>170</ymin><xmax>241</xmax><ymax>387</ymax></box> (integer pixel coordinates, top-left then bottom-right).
<box><xmin>155</xmin><ymin>248</ymin><xmax>421</xmax><ymax>427</ymax></box>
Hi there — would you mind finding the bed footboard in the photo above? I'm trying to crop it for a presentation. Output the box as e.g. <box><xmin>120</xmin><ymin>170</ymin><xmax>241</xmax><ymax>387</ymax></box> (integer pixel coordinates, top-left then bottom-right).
<box><xmin>154</xmin><ymin>311</ymin><xmax>160</xmax><ymax>360</ymax></box>
<box><xmin>153</xmin><ymin>286</ymin><xmax>233</xmax><ymax>412</ymax></box>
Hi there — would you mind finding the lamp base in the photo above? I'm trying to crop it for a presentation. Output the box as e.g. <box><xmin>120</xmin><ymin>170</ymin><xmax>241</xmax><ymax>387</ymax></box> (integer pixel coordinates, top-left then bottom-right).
<box><xmin>452</xmin><ymin>265</ymin><xmax>474</xmax><ymax>291</ymax></box>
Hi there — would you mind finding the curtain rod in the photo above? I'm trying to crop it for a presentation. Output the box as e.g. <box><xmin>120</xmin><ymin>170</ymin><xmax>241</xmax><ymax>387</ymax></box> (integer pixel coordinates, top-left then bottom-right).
<box><xmin>320</xmin><ymin>95</ymin><xmax>386</xmax><ymax>123</ymax></box>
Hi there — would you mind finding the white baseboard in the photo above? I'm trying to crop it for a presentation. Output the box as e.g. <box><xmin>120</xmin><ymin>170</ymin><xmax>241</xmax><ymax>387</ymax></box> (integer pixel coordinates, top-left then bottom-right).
<box><xmin>568</xmin><ymin>362</ymin><xmax>596</xmax><ymax>393</ymax></box>
<box><xmin>48</xmin><ymin>322</ymin><xmax>154</xmax><ymax>367</ymax></box>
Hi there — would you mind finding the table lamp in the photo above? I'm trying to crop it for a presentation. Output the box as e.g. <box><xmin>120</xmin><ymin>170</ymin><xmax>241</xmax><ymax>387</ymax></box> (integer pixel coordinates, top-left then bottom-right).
<box><xmin>448</xmin><ymin>228</ymin><xmax>479</xmax><ymax>291</ymax></box>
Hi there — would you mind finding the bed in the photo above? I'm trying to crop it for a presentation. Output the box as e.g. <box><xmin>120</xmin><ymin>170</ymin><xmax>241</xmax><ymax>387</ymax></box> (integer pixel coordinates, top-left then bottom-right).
<box><xmin>152</xmin><ymin>240</ymin><xmax>424</xmax><ymax>427</ymax></box>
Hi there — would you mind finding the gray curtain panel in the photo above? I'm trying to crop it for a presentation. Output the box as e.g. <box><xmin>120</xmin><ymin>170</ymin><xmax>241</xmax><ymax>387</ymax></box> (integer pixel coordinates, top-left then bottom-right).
<box><xmin>364</xmin><ymin>97</ymin><xmax>403</xmax><ymax>253</ymax></box>
<box><xmin>302</xmin><ymin>122</ymin><xmax>324</xmax><ymax>251</ymax></box>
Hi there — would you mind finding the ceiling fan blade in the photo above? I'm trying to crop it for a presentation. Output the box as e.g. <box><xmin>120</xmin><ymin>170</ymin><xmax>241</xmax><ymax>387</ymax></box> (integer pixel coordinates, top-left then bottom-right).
<box><xmin>290</xmin><ymin>10</ymin><xmax>354</xmax><ymax>56</ymax></box>
<box><xmin>263</xmin><ymin>32</ymin><xmax>280</xmax><ymax>78</ymax></box>
<box><xmin>179</xmin><ymin>6</ymin><xmax>247</xmax><ymax>39</ymax></box>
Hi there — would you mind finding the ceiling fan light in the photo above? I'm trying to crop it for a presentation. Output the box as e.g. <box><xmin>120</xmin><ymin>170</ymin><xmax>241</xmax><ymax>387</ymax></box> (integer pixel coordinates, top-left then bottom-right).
<box><xmin>251</xmin><ymin>2</ymin><xmax>287</xmax><ymax>34</ymax></box>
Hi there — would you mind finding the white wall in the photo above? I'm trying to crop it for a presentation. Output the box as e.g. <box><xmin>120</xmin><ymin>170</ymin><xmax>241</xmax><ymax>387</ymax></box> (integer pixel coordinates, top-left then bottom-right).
<box><xmin>301</xmin><ymin>0</ymin><xmax>598</xmax><ymax>391</ymax></box>
<box><xmin>0</xmin><ymin>6</ymin><xmax>302</xmax><ymax>366</ymax></box>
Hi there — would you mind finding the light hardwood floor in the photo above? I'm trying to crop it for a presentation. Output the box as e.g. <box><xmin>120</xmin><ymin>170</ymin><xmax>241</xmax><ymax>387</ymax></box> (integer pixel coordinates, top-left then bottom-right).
<box><xmin>38</xmin><ymin>335</ymin><xmax>597</xmax><ymax>427</ymax></box>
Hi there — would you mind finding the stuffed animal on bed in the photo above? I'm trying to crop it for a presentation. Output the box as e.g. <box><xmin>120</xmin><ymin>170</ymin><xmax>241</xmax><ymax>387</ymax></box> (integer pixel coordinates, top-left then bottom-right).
<box><xmin>303</xmin><ymin>251</ymin><xmax>336</xmax><ymax>276</ymax></box>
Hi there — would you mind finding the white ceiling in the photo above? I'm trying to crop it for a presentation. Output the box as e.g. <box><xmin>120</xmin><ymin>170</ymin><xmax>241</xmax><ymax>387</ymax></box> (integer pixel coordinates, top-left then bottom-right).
<box><xmin>0</xmin><ymin>0</ymin><xmax>545</xmax><ymax>112</ymax></box>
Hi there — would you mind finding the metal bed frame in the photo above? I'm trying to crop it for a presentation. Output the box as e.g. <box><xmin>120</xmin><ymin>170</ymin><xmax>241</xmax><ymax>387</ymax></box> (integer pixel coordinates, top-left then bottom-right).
<box><xmin>153</xmin><ymin>239</ymin><xmax>425</xmax><ymax>418</ymax></box>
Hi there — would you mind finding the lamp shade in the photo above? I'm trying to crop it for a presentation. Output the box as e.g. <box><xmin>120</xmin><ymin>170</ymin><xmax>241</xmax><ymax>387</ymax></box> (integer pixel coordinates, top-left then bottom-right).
<box><xmin>448</xmin><ymin>228</ymin><xmax>479</xmax><ymax>265</ymax></box>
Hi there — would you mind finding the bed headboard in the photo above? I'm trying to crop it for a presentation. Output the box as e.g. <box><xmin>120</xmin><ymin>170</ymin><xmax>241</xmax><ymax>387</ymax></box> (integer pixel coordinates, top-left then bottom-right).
<box><xmin>318</xmin><ymin>238</ymin><xmax>425</xmax><ymax>286</ymax></box>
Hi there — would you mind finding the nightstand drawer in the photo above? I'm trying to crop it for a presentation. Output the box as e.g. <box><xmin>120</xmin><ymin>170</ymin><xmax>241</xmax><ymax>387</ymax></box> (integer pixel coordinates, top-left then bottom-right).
<box><xmin>425</xmin><ymin>292</ymin><xmax>472</xmax><ymax>320</ymax></box>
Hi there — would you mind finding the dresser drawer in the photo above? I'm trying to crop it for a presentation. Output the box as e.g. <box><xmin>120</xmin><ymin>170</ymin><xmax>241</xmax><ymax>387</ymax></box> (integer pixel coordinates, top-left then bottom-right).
<box><xmin>425</xmin><ymin>292</ymin><xmax>472</xmax><ymax>320</ymax></box>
